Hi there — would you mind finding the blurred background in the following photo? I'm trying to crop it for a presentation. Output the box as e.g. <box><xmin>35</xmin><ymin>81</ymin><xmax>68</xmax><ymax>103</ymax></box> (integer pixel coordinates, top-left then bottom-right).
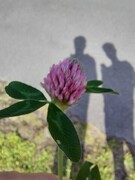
<box><xmin>0</xmin><ymin>0</ymin><xmax>135</xmax><ymax>179</ymax></box>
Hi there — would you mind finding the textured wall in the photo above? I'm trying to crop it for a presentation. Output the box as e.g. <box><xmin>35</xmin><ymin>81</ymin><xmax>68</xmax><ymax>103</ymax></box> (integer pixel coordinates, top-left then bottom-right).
<box><xmin>0</xmin><ymin>0</ymin><xmax>135</xmax><ymax>144</ymax></box>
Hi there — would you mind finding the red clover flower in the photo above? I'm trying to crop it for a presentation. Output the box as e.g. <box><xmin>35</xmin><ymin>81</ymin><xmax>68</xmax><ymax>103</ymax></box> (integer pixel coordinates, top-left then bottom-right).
<box><xmin>42</xmin><ymin>59</ymin><xmax>87</xmax><ymax>110</ymax></box>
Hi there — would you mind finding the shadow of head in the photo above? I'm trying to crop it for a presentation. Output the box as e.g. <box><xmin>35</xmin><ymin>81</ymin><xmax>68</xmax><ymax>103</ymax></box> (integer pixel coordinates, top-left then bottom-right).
<box><xmin>102</xmin><ymin>43</ymin><xmax>117</xmax><ymax>61</ymax></box>
<box><xmin>74</xmin><ymin>36</ymin><xmax>86</xmax><ymax>54</ymax></box>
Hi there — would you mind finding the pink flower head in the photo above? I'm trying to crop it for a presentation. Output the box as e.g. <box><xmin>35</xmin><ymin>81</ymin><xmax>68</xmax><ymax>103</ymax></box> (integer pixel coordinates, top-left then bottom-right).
<box><xmin>42</xmin><ymin>59</ymin><xmax>87</xmax><ymax>109</ymax></box>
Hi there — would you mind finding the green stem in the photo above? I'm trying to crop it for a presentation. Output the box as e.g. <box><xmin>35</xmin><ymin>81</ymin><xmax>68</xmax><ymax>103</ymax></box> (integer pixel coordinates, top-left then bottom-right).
<box><xmin>58</xmin><ymin>147</ymin><xmax>63</xmax><ymax>180</ymax></box>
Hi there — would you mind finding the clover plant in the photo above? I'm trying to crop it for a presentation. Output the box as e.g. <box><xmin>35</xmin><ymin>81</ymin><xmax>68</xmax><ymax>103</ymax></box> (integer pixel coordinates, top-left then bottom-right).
<box><xmin>0</xmin><ymin>59</ymin><xmax>118</xmax><ymax>180</ymax></box>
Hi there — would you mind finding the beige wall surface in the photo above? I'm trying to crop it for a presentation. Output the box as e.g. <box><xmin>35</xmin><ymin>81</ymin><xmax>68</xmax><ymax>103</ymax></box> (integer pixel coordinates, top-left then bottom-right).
<box><xmin>0</xmin><ymin>0</ymin><xmax>135</xmax><ymax>144</ymax></box>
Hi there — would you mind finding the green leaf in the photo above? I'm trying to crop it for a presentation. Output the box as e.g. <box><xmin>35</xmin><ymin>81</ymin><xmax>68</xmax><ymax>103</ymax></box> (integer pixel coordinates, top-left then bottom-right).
<box><xmin>0</xmin><ymin>100</ymin><xmax>47</xmax><ymax>119</ymax></box>
<box><xmin>91</xmin><ymin>165</ymin><xmax>101</xmax><ymax>180</ymax></box>
<box><xmin>86</xmin><ymin>80</ymin><xmax>103</xmax><ymax>88</ymax></box>
<box><xmin>76</xmin><ymin>161</ymin><xmax>93</xmax><ymax>180</ymax></box>
<box><xmin>5</xmin><ymin>81</ymin><xmax>46</xmax><ymax>100</ymax></box>
<box><xmin>47</xmin><ymin>103</ymin><xmax>81</xmax><ymax>162</ymax></box>
<box><xmin>76</xmin><ymin>162</ymin><xmax>101</xmax><ymax>180</ymax></box>
<box><xmin>86</xmin><ymin>86</ymin><xmax>119</xmax><ymax>94</ymax></box>
<box><xmin>86</xmin><ymin>80</ymin><xmax>119</xmax><ymax>94</ymax></box>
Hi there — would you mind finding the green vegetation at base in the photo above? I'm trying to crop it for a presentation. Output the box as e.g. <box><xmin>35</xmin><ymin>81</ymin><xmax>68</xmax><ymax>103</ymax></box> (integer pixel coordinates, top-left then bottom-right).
<box><xmin>0</xmin><ymin>132</ymin><xmax>52</xmax><ymax>173</ymax></box>
<box><xmin>0</xmin><ymin>130</ymin><xmax>134</xmax><ymax>180</ymax></box>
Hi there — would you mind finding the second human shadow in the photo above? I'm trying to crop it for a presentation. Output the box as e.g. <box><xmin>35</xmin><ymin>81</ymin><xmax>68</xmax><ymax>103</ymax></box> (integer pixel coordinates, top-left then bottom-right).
<box><xmin>102</xmin><ymin>42</ymin><xmax>135</xmax><ymax>180</ymax></box>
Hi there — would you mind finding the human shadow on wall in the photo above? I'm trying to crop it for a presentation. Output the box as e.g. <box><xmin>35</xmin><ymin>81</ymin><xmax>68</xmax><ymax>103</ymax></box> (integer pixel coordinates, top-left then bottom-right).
<box><xmin>67</xmin><ymin>36</ymin><xmax>97</xmax><ymax>122</ymax></box>
<box><xmin>102</xmin><ymin>43</ymin><xmax>135</xmax><ymax>180</ymax></box>
<box><xmin>52</xmin><ymin>36</ymin><xmax>97</xmax><ymax>178</ymax></box>
<box><xmin>67</xmin><ymin>36</ymin><xmax>97</xmax><ymax>178</ymax></box>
